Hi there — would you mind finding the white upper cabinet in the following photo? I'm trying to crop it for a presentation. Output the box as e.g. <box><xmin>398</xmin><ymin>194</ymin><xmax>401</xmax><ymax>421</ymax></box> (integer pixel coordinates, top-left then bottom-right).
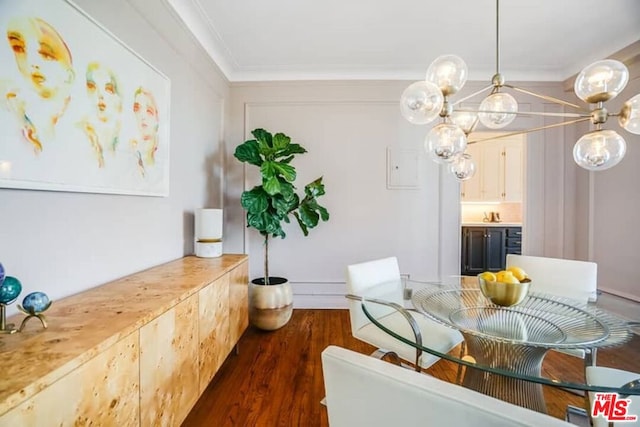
<box><xmin>461</xmin><ymin>133</ymin><xmax>525</xmax><ymax>202</ymax></box>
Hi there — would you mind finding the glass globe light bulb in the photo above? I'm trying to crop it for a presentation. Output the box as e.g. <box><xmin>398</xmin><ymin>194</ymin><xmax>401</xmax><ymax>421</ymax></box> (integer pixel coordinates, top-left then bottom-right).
<box><xmin>573</xmin><ymin>129</ymin><xmax>626</xmax><ymax>171</ymax></box>
<box><xmin>619</xmin><ymin>93</ymin><xmax>640</xmax><ymax>135</ymax></box>
<box><xmin>425</xmin><ymin>123</ymin><xmax>467</xmax><ymax>164</ymax></box>
<box><xmin>449</xmin><ymin>153</ymin><xmax>476</xmax><ymax>181</ymax></box>
<box><xmin>450</xmin><ymin>110</ymin><xmax>478</xmax><ymax>135</ymax></box>
<box><xmin>574</xmin><ymin>60</ymin><xmax>629</xmax><ymax>103</ymax></box>
<box><xmin>478</xmin><ymin>92</ymin><xmax>518</xmax><ymax>129</ymax></box>
<box><xmin>426</xmin><ymin>55</ymin><xmax>468</xmax><ymax>96</ymax></box>
<box><xmin>400</xmin><ymin>81</ymin><xmax>444</xmax><ymax>124</ymax></box>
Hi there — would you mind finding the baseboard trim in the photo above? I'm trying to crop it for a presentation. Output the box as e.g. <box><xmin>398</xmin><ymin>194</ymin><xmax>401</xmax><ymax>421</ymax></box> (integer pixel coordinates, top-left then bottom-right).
<box><xmin>290</xmin><ymin>282</ymin><xmax>347</xmax><ymax>309</ymax></box>
<box><xmin>598</xmin><ymin>287</ymin><xmax>640</xmax><ymax>303</ymax></box>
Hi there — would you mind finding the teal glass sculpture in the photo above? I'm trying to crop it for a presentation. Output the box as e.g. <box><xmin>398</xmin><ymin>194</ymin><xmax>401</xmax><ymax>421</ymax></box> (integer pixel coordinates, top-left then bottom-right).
<box><xmin>0</xmin><ymin>275</ymin><xmax>22</xmax><ymax>334</ymax></box>
<box><xmin>0</xmin><ymin>276</ymin><xmax>22</xmax><ymax>305</ymax></box>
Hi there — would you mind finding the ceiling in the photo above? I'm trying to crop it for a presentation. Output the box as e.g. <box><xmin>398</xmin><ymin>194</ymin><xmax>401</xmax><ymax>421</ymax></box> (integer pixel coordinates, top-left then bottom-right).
<box><xmin>166</xmin><ymin>0</ymin><xmax>640</xmax><ymax>83</ymax></box>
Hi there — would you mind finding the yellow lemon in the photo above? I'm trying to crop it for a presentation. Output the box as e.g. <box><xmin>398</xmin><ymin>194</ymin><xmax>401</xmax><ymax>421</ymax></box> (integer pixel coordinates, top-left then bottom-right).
<box><xmin>479</xmin><ymin>271</ymin><xmax>497</xmax><ymax>282</ymax></box>
<box><xmin>507</xmin><ymin>266</ymin><xmax>527</xmax><ymax>282</ymax></box>
<box><xmin>495</xmin><ymin>270</ymin><xmax>519</xmax><ymax>284</ymax></box>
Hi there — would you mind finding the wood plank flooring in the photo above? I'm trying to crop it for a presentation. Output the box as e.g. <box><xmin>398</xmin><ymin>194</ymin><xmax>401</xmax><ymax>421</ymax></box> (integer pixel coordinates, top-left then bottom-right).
<box><xmin>182</xmin><ymin>309</ymin><xmax>640</xmax><ymax>427</ymax></box>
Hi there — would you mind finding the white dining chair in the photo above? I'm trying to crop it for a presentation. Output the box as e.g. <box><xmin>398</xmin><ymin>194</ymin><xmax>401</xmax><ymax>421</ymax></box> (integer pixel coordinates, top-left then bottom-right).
<box><xmin>345</xmin><ymin>256</ymin><xmax>463</xmax><ymax>371</ymax></box>
<box><xmin>506</xmin><ymin>254</ymin><xmax>598</xmax><ymax>302</ymax></box>
<box><xmin>505</xmin><ymin>254</ymin><xmax>598</xmax><ymax>366</ymax></box>
<box><xmin>586</xmin><ymin>366</ymin><xmax>640</xmax><ymax>427</ymax></box>
<box><xmin>322</xmin><ymin>345</ymin><xmax>574</xmax><ymax>427</ymax></box>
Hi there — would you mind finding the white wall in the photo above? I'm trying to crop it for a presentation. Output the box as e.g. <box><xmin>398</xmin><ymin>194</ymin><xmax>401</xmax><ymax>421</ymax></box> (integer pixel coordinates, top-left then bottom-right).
<box><xmin>0</xmin><ymin>0</ymin><xmax>230</xmax><ymax>315</ymax></box>
<box><xmin>590</xmin><ymin>69</ymin><xmax>640</xmax><ymax>300</ymax></box>
<box><xmin>225</xmin><ymin>81</ymin><xmax>462</xmax><ymax>293</ymax></box>
<box><xmin>224</xmin><ymin>80</ymin><xmax>573</xmax><ymax>305</ymax></box>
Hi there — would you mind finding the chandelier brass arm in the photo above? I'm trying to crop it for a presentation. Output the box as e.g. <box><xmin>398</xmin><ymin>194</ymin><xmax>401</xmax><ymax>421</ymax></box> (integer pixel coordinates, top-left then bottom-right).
<box><xmin>450</xmin><ymin>84</ymin><xmax>495</xmax><ymax>107</ymax></box>
<box><xmin>467</xmin><ymin>117</ymin><xmax>592</xmax><ymax>145</ymax></box>
<box><xmin>455</xmin><ymin>108</ymin><xmax>588</xmax><ymax>119</ymax></box>
<box><xmin>504</xmin><ymin>84</ymin><xmax>587</xmax><ymax>111</ymax></box>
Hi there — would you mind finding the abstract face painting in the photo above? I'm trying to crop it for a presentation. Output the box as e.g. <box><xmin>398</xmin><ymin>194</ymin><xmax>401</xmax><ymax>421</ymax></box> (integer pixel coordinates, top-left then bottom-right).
<box><xmin>77</xmin><ymin>61</ymin><xmax>123</xmax><ymax>167</ymax></box>
<box><xmin>131</xmin><ymin>86</ymin><xmax>160</xmax><ymax>175</ymax></box>
<box><xmin>86</xmin><ymin>62</ymin><xmax>122</xmax><ymax>124</ymax></box>
<box><xmin>5</xmin><ymin>16</ymin><xmax>74</xmax><ymax>151</ymax></box>
<box><xmin>133</xmin><ymin>87</ymin><xmax>158</xmax><ymax>143</ymax></box>
<box><xmin>7</xmin><ymin>17</ymin><xmax>74</xmax><ymax>100</ymax></box>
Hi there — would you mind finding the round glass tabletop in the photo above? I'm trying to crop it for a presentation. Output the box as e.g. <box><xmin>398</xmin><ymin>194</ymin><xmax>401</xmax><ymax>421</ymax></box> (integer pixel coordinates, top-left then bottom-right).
<box><xmin>411</xmin><ymin>287</ymin><xmax>631</xmax><ymax>349</ymax></box>
<box><xmin>358</xmin><ymin>283</ymin><xmax>640</xmax><ymax>396</ymax></box>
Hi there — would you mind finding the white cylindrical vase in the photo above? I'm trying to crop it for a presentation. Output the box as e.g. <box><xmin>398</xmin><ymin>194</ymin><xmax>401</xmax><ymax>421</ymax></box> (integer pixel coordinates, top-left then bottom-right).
<box><xmin>195</xmin><ymin>208</ymin><xmax>223</xmax><ymax>258</ymax></box>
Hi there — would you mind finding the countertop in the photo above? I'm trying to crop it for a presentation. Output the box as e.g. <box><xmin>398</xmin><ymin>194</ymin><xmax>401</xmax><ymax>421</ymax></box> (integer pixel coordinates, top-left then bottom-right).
<box><xmin>462</xmin><ymin>222</ymin><xmax>522</xmax><ymax>227</ymax></box>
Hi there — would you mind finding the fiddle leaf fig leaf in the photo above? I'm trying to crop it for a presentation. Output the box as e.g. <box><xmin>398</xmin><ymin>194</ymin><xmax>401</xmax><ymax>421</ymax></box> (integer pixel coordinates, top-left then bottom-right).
<box><xmin>293</xmin><ymin>212</ymin><xmax>309</xmax><ymax>236</ymax></box>
<box><xmin>234</xmin><ymin>140</ymin><xmax>262</xmax><ymax>166</ymax></box>
<box><xmin>282</xmin><ymin>143</ymin><xmax>307</xmax><ymax>156</ymax></box>
<box><xmin>317</xmin><ymin>205</ymin><xmax>330</xmax><ymax>221</ymax></box>
<box><xmin>273</xmin><ymin>192</ymin><xmax>299</xmax><ymax>216</ymax></box>
<box><xmin>272</xmin><ymin>162</ymin><xmax>296</xmax><ymax>182</ymax></box>
<box><xmin>240</xmin><ymin>187</ymin><xmax>268</xmax><ymax>214</ymax></box>
<box><xmin>304</xmin><ymin>177</ymin><xmax>326</xmax><ymax>197</ymax></box>
<box><xmin>263</xmin><ymin>175</ymin><xmax>282</xmax><ymax>195</ymax></box>
<box><xmin>261</xmin><ymin>161</ymin><xmax>276</xmax><ymax>179</ymax></box>
<box><xmin>273</xmin><ymin>132</ymin><xmax>291</xmax><ymax>151</ymax></box>
<box><xmin>252</xmin><ymin>128</ymin><xmax>272</xmax><ymax>147</ymax></box>
<box><xmin>253</xmin><ymin>128</ymin><xmax>276</xmax><ymax>157</ymax></box>
<box><xmin>299</xmin><ymin>202</ymin><xmax>320</xmax><ymax>228</ymax></box>
<box><xmin>279</xmin><ymin>181</ymin><xmax>295</xmax><ymax>201</ymax></box>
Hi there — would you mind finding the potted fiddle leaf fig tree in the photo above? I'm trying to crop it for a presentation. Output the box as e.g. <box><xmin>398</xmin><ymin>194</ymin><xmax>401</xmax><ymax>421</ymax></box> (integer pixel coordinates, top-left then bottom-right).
<box><xmin>234</xmin><ymin>128</ymin><xmax>329</xmax><ymax>330</ymax></box>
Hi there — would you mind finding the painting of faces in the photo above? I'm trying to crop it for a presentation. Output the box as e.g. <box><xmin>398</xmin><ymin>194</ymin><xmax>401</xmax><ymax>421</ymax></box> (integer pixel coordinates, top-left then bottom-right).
<box><xmin>0</xmin><ymin>0</ymin><xmax>170</xmax><ymax>196</ymax></box>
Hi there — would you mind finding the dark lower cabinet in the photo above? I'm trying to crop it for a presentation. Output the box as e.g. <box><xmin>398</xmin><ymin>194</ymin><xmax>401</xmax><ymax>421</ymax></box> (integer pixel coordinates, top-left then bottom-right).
<box><xmin>461</xmin><ymin>226</ymin><xmax>522</xmax><ymax>275</ymax></box>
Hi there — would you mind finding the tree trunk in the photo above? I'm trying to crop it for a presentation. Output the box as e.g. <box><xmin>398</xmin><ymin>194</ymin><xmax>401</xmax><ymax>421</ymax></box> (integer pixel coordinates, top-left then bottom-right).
<box><xmin>264</xmin><ymin>234</ymin><xmax>270</xmax><ymax>285</ymax></box>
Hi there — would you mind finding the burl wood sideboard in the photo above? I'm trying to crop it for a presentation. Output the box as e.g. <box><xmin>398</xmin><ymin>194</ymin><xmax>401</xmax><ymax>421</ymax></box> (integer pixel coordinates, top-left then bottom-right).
<box><xmin>0</xmin><ymin>254</ymin><xmax>249</xmax><ymax>426</ymax></box>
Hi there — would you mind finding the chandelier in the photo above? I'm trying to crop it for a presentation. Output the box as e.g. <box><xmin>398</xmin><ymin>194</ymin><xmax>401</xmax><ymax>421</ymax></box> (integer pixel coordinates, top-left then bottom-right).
<box><xmin>400</xmin><ymin>0</ymin><xmax>640</xmax><ymax>181</ymax></box>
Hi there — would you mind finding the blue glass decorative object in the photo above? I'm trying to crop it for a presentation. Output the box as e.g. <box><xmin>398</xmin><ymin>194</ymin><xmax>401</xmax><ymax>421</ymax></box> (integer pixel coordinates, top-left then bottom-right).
<box><xmin>0</xmin><ymin>275</ymin><xmax>22</xmax><ymax>334</ymax></box>
<box><xmin>18</xmin><ymin>291</ymin><xmax>52</xmax><ymax>331</ymax></box>
<box><xmin>21</xmin><ymin>292</ymin><xmax>51</xmax><ymax>314</ymax></box>
<box><xmin>0</xmin><ymin>262</ymin><xmax>5</xmax><ymax>285</ymax></box>
<box><xmin>0</xmin><ymin>276</ymin><xmax>22</xmax><ymax>305</ymax></box>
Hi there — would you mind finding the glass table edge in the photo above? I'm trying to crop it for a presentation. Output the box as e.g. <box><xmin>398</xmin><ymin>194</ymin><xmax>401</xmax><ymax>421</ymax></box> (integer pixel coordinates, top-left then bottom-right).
<box><xmin>360</xmin><ymin>301</ymin><xmax>640</xmax><ymax>395</ymax></box>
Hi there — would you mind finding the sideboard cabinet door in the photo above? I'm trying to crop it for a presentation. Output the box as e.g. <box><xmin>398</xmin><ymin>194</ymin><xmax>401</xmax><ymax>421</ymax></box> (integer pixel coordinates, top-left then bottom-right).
<box><xmin>229</xmin><ymin>262</ymin><xmax>249</xmax><ymax>347</ymax></box>
<box><xmin>0</xmin><ymin>332</ymin><xmax>140</xmax><ymax>426</ymax></box>
<box><xmin>198</xmin><ymin>274</ymin><xmax>230</xmax><ymax>393</ymax></box>
<box><xmin>140</xmin><ymin>295</ymin><xmax>199</xmax><ymax>427</ymax></box>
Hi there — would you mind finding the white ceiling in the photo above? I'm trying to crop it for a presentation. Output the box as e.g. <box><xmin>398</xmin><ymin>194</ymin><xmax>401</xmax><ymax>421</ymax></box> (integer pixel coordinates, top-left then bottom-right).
<box><xmin>166</xmin><ymin>0</ymin><xmax>640</xmax><ymax>83</ymax></box>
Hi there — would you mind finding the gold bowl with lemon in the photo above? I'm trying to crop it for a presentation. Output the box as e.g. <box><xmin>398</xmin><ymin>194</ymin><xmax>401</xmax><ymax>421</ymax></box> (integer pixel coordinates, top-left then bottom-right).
<box><xmin>478</xmin><ymin>267</ymin><xmax>531</xmax><ymax>307</ymax></box>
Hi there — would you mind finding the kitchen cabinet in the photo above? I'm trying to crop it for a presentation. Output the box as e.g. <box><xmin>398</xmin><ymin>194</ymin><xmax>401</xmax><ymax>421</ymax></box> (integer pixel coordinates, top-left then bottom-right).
<box><xmin>461</xmin><ymin>226</ymin><xmax>522</xmax><ymax>275</ymax></box>
<box><xmin>461</xmin><ymin>134</ymin><xmax>524</xmax><ymax>202</ymax></box>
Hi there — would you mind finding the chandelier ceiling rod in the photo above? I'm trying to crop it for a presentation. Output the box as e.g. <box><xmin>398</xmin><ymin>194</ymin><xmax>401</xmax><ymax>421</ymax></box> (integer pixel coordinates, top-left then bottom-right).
<box><xmin>495</xmin><ymin>0</ymin><xmax>501</xmax><ymax>77</ymax></box>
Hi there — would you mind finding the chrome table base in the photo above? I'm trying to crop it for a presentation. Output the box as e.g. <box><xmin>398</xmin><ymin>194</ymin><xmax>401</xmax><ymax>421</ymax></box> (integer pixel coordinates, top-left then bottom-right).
<box><xmin>462</xmin><ymin>333</ymin><xmax>548</xmax><ymax>413</ymax></box>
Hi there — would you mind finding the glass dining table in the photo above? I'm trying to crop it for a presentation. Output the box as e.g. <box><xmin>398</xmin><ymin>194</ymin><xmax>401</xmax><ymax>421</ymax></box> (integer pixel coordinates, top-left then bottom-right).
<box><xmin>358</xmin><ymin>278</ymin><xmax>640</xmax><ymax>415</ymax></box>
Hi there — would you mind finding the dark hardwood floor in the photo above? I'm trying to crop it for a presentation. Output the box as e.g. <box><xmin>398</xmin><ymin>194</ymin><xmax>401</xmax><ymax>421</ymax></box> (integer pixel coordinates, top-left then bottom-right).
<box><xmin>182</xmin><ymin>309</ymin><xmax>640</xmax><ymax>426</ymax></box>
